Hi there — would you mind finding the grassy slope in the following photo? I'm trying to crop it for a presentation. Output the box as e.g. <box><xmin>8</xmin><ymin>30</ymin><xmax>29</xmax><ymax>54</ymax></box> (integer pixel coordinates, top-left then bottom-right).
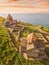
<box><xmin>0</xmin><ymin>18</ymin><xmax>47</xmax><ymax>65</ymax></box>
<box><xmin>0</xmin><ymin>27</ymin><xmax>46</xmax><ymax>65</ymax></box>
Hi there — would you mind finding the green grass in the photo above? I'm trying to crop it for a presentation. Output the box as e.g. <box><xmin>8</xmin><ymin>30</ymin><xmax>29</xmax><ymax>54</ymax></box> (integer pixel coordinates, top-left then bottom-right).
<box><xmin>0</xmin><ymin>27</ymin><xmax>16</xmax><ymax>65</ymax></box>
<box><xmin>45</xmin><ymin>47</ymin><xmax>49</xmax><ymax>58</ymax></box>
<box><xmin>0</xmin><ymin>18</ymin><xmax>48</xmax><ymax>65</ymax></box>
<box><xmin>7</xmin><ymin>52</ymin><xmax>46</xmax><ymax>65</ymax></box>
<box><xmin>0</xmin><ymin>27</ymin><xmax>46</xmax><ymax>65</ymax></box>
<box><xmin>20</xmin><ymin>25</ymin><xmax>38</xmax><ymax>38</ymax></box>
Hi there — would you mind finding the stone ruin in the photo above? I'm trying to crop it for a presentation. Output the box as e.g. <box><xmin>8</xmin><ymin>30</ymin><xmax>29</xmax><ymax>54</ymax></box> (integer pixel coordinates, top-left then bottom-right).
<box><xmin>19</xmin><ymin>32</ymin><xmax>45</xmax><ymax>60</ymax></box>
<box><xmin>4</xmin><ymin>14</ymin><xmax>24</xmax><ymax>32</ymax></box>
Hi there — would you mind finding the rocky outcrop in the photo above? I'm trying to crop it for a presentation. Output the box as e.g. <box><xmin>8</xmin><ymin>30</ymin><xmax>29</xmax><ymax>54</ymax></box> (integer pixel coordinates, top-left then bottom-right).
<box><xmin>27</xmin><ymin>32</ymin><xmax>38</xmax><ymax>44</ymax></box>
<box><xmin>19</xmin><ymin>32</ymin><xmax>45</xmax><ymax>60</ymax></box>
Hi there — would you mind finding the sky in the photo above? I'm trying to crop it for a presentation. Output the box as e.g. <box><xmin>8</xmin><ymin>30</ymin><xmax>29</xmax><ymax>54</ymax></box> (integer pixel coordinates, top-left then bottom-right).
<box><xmin>0</xmin><ymin>0</ymin><xmax>49</xmax><ymax>26</ymax></box>
<box><xmin>0</xmin><ymin>0</ymin><xmax>49</xmax><ymax>13</ymax></box>
<box><xmin>0</xmin><ymin>0</ymin><xmax>49</xmax><ymax>7</ymax></box>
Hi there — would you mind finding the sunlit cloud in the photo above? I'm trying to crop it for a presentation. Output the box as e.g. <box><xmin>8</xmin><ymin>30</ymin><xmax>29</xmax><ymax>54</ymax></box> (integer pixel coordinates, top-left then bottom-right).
<box><xmin>0</xmin><ymin>7</ymin><xmax>49</xmax><ymax>14</ymax></box>
<box><xmin>0</xmin><ymin>0</ymin><xmax>10</xmax><ymax>2</ymax></box>
<box><xmin>0</xmin><ymin>0</ymin><xmax>49</xmax><ymax>13</ymax></box>
<box><xmin>0</xmin><ymin>0</ymin><xmax>17</xmax><ymax>2</ymax></box>
<box><xmin>0</xmin><ymin>0</ymin><xmax>49</xmax><ymax>8</ymax></box>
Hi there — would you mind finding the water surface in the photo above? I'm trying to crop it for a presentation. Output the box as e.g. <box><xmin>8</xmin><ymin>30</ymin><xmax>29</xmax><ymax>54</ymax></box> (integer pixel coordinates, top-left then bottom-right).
<box><xmin>0</xmin><ymin>13</ymin><xmax>49</xmax><ymax>27</ymax></box>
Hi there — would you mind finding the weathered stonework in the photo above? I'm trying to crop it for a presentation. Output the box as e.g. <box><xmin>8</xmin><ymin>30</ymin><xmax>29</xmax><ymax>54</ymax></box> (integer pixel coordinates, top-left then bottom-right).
<box><xmin>19</xmin><ymin>32</ymin><xmax>45</xmax><ymax>60</ymax></box>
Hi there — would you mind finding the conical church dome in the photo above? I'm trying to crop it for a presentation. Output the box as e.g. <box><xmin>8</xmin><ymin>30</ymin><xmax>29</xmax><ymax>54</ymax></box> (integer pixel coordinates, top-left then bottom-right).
<box><xmin>7</xmin><ymin>14</ymin><xmax>13</xmax><ymax>21</ymax></box>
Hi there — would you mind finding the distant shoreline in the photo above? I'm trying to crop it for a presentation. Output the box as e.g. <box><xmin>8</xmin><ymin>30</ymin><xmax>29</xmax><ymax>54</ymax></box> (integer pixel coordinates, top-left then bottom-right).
<box><xmin>0</xmin><ymin>13</ymin><xmax>49</xmax><ymax>27</ymax></box>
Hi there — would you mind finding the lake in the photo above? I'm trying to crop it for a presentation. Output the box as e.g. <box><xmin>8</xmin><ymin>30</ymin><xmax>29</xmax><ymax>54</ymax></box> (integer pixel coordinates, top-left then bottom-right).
<box><xmin>0</xmin><ymin>13</ymin><xmax>49</xmax><ymax>27</ymax></box>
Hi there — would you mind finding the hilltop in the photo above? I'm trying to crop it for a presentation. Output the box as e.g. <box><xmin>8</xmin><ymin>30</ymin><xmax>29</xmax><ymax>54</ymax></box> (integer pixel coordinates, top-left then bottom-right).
<box><xmin>0</xmin><ymin>14</ymin><xmax>49</xmax><ymax>65</ymax></box>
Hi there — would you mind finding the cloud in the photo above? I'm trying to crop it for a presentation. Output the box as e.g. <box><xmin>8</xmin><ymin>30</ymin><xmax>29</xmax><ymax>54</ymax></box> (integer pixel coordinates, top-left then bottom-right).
<box><xmin>0</xmin><ymin>0</ymin><xmax>11</xmax><ymax>2</ymax></box>
<box><xmin>0</xmin><ymin>7</ymin><xmax>49</xmax><ymax>14</ymax></box>
<box><xmin>0</xmin><ymin>0</ymin><xmax>49</xmax><ymax>8</ymax></box>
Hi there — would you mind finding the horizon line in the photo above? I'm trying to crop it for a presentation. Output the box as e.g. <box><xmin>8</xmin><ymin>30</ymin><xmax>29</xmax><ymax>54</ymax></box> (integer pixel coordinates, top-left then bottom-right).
<box><xmin>0</xmin><ymin>6</ymin><xmax>49</xmax><ymax>8</ymax></box>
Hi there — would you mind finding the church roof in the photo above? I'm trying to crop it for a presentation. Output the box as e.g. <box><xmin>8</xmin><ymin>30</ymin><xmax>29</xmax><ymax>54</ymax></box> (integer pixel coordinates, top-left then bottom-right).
<box><xmin>7</xmin><ymin>14</ymin><xmax>13</xmax><ymax>20</ymax></box>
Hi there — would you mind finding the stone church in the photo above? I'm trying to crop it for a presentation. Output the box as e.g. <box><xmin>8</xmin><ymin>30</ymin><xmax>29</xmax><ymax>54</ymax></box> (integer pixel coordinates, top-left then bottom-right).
<box><xmin>5</xmin><ymin>14</ymin><xmax>17</xmax><ymax>29</ymax></box>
